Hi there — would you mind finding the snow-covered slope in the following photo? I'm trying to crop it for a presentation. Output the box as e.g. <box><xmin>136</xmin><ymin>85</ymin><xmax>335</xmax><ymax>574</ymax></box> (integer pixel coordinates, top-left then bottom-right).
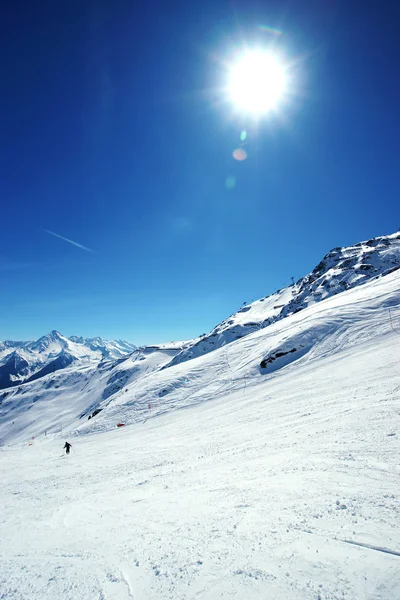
<box><xmin>0</xmin><ymin>331</ymin><xmax>136</xmax><ymax>390</ymax></box>
<box><xmin>0</xmin><ymin>268</ymin><xmax>399</xmax><ymax>599</ymax></box>
<box><xmin>167</xmin><ymin>230</ymin><xmax>400</xmax><ymax>367</ymax></box>
<box><xmin>0</xmin><ymin>342</ymin><xmax>189</xmax><ymax>443</ymax></box>
<box><xmin>76</xmin><ymin>266</ymin><xmax>400</xmax><ymax>436</ymax></box>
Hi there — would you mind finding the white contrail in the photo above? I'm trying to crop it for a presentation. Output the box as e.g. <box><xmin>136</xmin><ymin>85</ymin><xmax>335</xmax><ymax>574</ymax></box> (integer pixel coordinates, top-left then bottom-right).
<box><xmin>45</xmin><ymin>230</ymin><xmax>94</xmax><ymax>253</ymax></box>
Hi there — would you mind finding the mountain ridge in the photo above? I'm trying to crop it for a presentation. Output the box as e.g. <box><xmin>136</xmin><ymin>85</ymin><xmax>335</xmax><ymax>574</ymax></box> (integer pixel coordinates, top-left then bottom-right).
<box><xmin>0</xmin><ymin>332</ymin><xmax>136</xmax><ymax>390</ymax></box>
<box><xmin>165</xmin><ymin>230</ymin><xmax>400</xmax><ymax>368</ymax></box>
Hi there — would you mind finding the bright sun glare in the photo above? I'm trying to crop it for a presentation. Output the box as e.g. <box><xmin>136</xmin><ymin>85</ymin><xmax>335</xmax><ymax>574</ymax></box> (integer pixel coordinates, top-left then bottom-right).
<box><xmin>227</xmin><ymin>50</ymin><xmax>287</xmax><ymax>116</ymax></box>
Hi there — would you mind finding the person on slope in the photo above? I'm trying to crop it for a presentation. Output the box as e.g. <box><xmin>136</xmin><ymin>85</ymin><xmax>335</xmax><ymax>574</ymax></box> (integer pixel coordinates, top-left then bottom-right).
<box><xmin>64</xmin><ymin>441</ymin><xmax>72</xmax><ymax>455</ymax></box>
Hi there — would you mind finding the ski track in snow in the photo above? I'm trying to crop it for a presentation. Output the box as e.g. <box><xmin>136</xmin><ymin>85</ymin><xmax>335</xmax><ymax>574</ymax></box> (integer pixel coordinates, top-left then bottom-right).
<box><xmin>0</xmin><ymin>272</ymin><xmax>400</xmax><ymax>598</ymax></box>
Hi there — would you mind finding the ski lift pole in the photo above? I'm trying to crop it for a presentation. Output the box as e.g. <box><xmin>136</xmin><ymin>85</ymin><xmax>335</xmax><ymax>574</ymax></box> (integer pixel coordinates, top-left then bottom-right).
<box><xmin>142</xmin><ymin>402</ymin><xmax>152</xmax><ymax>424</ymax></box>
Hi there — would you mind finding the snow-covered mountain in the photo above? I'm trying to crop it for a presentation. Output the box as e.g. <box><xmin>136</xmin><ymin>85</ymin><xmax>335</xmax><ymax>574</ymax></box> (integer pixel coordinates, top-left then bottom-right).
<box><xmin>1</xmin><ymin>231</ymin><xmax>399</xmax><ymax>600</ymax></box>
<box><xmin>0</xmin><ymin>229</ymin><xmax>398</xmax><ymax>444</ymax></box>
<box><xmin>166</xmin><ymin>230</ymin><xmax>400</xmax><ymax>367</ymax></box>
<box><xmin>0</xmin><ymin>331</ymin><xmax>136</xmax><ymax>389</ymax></box>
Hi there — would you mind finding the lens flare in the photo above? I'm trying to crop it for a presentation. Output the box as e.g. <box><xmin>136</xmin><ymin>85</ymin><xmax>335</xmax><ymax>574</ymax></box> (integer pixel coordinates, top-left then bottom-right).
<box><xmin>225</xmin><ymin>175</ymin><xmax>236</xmax><ymax>189</ymax></box>
<box><xmin>257</xmin><ymin>25</ymin><xmax>283</xmax><ymax>37</ymax></box>
<box><xmin>233</xmin><ymin>148</ymin><xmax>247</xmax><ymax>161</ymax></box>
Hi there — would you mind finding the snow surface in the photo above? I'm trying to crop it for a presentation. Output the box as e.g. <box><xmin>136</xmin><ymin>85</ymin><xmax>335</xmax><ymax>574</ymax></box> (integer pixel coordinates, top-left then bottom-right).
<box><xmin>1</xmin><ymin>267</ymin><xmax>400</xmax><ymax>599</ymax></box>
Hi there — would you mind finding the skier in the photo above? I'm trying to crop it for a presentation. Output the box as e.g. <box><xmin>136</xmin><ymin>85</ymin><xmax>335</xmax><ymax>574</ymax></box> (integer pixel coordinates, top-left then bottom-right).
<box><xmin>64</xmin><ymin>441</ymin><xmax>72</xmax><ymax>455</ymax></box>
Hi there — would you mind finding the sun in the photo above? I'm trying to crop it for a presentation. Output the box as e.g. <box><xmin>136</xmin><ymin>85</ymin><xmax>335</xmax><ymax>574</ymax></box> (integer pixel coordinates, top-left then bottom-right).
<box><xmin>227</xmin><ymin>50</ymin><xmax>287</xmax><ymax>116</ymax></box>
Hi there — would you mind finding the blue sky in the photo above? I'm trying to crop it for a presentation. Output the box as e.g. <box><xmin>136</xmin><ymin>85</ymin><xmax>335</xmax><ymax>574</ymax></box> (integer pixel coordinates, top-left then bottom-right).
<box><xmin>1</xmin><ymin>0</ymin><xmax>399</xmax><ymax>345</ymax></box>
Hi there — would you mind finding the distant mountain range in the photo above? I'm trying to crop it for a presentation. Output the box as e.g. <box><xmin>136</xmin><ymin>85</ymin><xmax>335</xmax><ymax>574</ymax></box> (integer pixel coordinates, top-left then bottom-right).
<box><xmin>0</xmin><ymin>331</ymin><xmax>136</xmax><ymax>389</ymax></box>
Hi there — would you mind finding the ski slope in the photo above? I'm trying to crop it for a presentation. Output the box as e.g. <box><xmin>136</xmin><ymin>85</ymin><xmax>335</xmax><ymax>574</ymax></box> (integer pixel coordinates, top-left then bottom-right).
<box><xmin>78</xmin><ymin>267</ymin><xmax>400</xmax><ymax>436</ymax></box>
<box><xmin>0</xmin><ymin>343</ymin><xmax>187</xmax><ymax>444</ymax></box>
<box><xmin>0</xmin><ymin>270</ymin><xmax>399</xmax><ymax>599</ymax></box>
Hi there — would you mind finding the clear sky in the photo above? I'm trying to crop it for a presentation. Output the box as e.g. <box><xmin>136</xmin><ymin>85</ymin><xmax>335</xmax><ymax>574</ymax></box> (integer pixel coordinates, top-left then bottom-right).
<box><xmin>1</xmin><ymin>0</ymin><xmax>399</xmax><ymax>345</ymax></box>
